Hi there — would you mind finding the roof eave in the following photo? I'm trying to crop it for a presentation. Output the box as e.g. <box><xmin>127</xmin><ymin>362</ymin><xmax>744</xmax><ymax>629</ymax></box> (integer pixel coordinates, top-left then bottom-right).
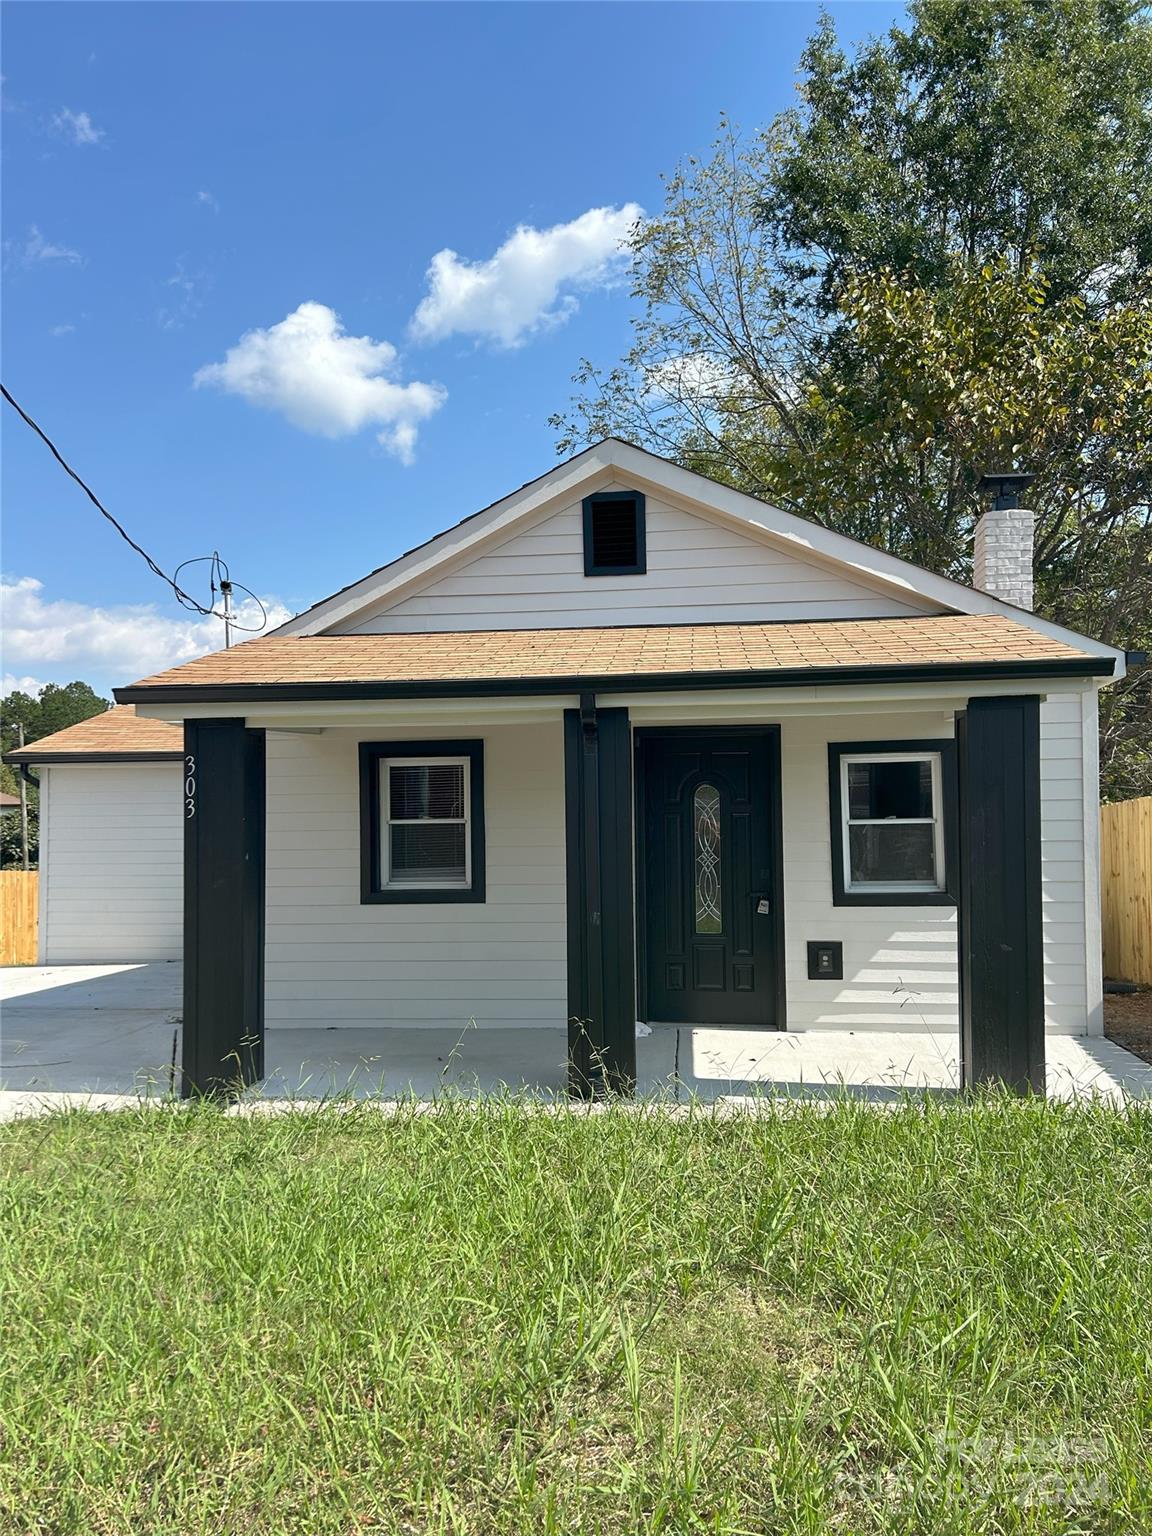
<box><xmin>114</xmin><ymin>654</ymin><xmax>1114</xmax><ymax>707</ymax></box>
<box><xmin>3</xmin><ymin>750</ymin><xmax>184</xmax><ymax>766</ymax></box>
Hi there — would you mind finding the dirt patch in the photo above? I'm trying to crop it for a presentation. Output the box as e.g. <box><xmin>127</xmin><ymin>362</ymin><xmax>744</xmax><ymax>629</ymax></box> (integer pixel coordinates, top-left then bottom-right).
<box><xmin>1105</xmin><ymin>988</ymin><xmax>1152</xmax><ymax>1063</ymax></box>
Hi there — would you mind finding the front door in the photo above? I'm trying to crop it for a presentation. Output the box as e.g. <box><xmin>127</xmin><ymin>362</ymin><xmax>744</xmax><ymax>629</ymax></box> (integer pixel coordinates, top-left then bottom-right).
<box><xmin>638</xmin><ymin>730</ymin><xmax>780</xmax><ymax>1027</ymax></box>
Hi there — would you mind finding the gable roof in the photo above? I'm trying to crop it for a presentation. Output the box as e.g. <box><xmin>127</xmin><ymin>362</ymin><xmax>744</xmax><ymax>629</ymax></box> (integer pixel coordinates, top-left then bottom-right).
<box><xmin>273</xmin><ymin>438</ymin><xmax>1123</xmax><ymax>665</ymax></box>
<box><xmin>4</xmin><ymin>705</ymin><xmax>183</xmax><ymax>764</ymax></box>
<box><xmin>114</xmin><ymin>615</ymin><xmax>1111</xmax><ymax>704</ymax></box>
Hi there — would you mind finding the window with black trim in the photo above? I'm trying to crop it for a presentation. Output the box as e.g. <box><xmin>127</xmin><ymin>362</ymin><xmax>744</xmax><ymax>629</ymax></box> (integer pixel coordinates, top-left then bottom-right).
<box><xmin>359</xmin><ymin>740</ymin><xmax>485</xmax><ymax>903</ymax></box>
<box><xmin>827</xmin><ymin>739</ymin><xmax>956</xmax><ymax>906</ymax></box>
<box><xmin>582</xmin><ymin>490</ymin><xmax>646</xmax><ymax>576</ymax></box>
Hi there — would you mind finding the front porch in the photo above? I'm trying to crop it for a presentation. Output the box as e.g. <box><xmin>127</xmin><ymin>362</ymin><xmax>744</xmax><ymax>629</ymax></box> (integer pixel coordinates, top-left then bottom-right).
<box><xmin>4</xmin><ymin>964</ymin><xmax>1150</xmax><ymax>1115</ymax></box>
<box><xmin>118</xmin><ymin>664</ymin><xmax>1104</xmax><ymax>1099</ymax></box>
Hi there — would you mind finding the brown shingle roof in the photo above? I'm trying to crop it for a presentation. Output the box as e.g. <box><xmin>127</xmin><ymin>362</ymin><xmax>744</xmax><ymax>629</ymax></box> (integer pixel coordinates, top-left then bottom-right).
<box><xmin>113</xmin><ymin>616</ymin><xmax>1106</xmax><ymax>701</ymax></box>
<box><xmin>4</xmin><ymin>705</ymin><xmax>183</xmax><ymax>763</ymax></box>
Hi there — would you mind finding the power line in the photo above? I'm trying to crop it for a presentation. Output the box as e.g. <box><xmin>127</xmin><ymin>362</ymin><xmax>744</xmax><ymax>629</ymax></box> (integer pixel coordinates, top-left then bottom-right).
<box><xmin>2</xmin><ymin>383</ymin><xmax>215</xmax><ymax>615</ymax></box>
<box><xmin>1</xmin><ymin>382</ymin><xmax>266</xmax><ymax>631</ymax></box>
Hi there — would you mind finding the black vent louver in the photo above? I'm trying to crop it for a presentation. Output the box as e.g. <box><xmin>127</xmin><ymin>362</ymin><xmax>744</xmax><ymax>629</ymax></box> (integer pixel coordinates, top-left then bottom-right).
<box><xmin>582</xmin><ymin>491</ymin><xmax>646</xmax><ymax>576</ymax></box>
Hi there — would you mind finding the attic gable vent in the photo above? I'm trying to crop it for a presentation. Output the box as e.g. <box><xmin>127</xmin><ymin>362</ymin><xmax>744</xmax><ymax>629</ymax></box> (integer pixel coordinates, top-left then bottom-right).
<box><xmin>582</xmin><ymin>490</ymin><xmax>647</xmax><ymax>577</ymax></box>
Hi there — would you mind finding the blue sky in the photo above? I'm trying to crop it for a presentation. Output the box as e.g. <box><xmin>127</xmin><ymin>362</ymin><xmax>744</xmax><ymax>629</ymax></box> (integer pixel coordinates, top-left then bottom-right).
<box><xmin>2</xmin><ymin>1</ymin><xmax>905</xmax><ymax>697</ymax></box>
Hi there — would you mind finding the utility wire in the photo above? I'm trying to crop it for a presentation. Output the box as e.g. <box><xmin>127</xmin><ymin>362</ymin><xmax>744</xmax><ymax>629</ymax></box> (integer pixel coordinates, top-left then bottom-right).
<box><xmin>2</xmin><ymin>382</ymin><xmax>266</xmax><ymax>630</ymax></box>
<box><xmin>2</xmin><ymin>383</ymin><xmax>215</xmax><ymax>615</ymax></box>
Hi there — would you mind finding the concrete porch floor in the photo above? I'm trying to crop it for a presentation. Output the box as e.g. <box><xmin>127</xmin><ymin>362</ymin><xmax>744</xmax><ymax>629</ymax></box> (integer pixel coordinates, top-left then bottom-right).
<box><xmin>3</xmin><ymin>962</ymin><xmax>1151</xmax><ymax>1120</ymax></box>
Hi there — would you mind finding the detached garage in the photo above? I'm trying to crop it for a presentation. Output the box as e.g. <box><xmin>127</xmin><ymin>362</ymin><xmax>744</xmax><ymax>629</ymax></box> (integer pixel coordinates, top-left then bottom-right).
<box><xmin>6</xmin><ymin>706</ymin><xmax>183</xmax><ymax>964</ymax></box>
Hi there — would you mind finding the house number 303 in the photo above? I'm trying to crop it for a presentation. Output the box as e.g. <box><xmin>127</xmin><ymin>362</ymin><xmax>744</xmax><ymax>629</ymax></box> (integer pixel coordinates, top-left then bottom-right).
<box><xmin>185</xmin><ymin>755</ymin><xmax>197</xmax><ymax>819</ymax></box>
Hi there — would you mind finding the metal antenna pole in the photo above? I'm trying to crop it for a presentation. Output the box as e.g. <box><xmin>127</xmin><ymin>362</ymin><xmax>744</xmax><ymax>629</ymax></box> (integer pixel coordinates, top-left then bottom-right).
<box><xmin>220</xmin><ymin>575</ymin><xmax>234</xmax><ymax>648</ymax></box>
<box><xmin>173</xmin><ymin>550</ymin><xmax>263</xmax><ymax>648</ymax></box>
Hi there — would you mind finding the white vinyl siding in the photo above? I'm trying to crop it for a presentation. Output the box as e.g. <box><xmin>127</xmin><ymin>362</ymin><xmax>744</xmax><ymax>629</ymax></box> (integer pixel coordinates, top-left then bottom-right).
<box><xmin>263</xmin><ymin>723</ymin><xmax>566</xmax><ymax>1030</ymax></box>
<box><xmin>342</xmin><ymin>485</ymin><xmax>943</xmax><ymax>633</ymax></box>
<box><xmin>780</xmin><ymin>692</ymin><xmax>1099</xmax><ymax>1034</ymax></box>
<box><xmin>38</xmin><ymin>762</ymin><xmax>183</xmax><ymax>963</ymax></box>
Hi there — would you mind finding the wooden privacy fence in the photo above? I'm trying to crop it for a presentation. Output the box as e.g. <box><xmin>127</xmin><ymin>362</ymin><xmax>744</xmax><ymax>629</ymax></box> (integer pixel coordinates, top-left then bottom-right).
<box><xmin>0</xmin><ymin>871</ymin><xmax>39</xmax><ymax>966</ymax></box>
<box><xmin>1101</xmin><ymin>796</ymin><xmax>1152</xmax><ymax>985</ymax></box>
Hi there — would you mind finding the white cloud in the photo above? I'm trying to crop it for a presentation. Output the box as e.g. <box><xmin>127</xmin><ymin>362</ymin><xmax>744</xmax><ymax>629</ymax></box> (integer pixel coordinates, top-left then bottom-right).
<box><xmin>194</xmin><ymin>301</ymin><xmax>446</xmax><ymax>463</ymax></box>
<box><xmin>48</xmin><ymin>322</ymin><xmax>76</xmax><ymax>337</ymax></box>
<box><xmin>646</xmin><ymin>353</ymin><xmax>737</xmax><ymax>403</ymax></box>
<box><xmin>197</xmin><ymin>189</ymin><xmax>219</xmax><ymax>212</ymax></box>
<box><xmin>2</xmin><ymin>674</ymin><xmax>48</xmax><ymax>698</ymax></box>
<box><xmin>410</xmin><ymin>203</ymin><xmax>643</xmax><ymax>348</ymax></box>
<box><xmin>17</xmin><ymin>225</ymin><xmax>82</xmax><ymax>267</ymax></box>
<box><xmin>51</xmin><ymin>107</ymin><xmax>104</xmax><ymax>145</ymax></box>
<box><xmin>1</xmin><ymin>576</ymin><xmax>292</xmax><ymax>693</ymax></box>
<box><xmin>157</xmin><ymin>260</ymin><xmax>209</xmax><ymax>331</ymax></box>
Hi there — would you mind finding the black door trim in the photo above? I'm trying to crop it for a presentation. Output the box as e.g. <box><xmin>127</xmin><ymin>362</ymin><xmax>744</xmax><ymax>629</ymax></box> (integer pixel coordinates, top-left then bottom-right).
<box><xmin>634</xmin><ymin>724</ymin><xmax>786</xmax><ymax>1031</ymax></box>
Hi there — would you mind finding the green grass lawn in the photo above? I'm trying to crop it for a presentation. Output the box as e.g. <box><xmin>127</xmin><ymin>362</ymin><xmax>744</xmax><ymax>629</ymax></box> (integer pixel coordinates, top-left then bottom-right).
<box><xmin>2</xmin><ymin>1097</ymin><xmax>1150</xmax><ymax>1535</ymax></box>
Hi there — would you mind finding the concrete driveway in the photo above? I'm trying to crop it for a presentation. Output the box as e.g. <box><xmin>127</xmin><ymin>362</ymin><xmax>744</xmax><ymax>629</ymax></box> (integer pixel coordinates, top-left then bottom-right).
<box><xmin>3</xmin><ymin>962</ymin><xmax>1151</xmax><ymax>1119</ymax></box>
<box><xmin>2</xmin><ymin>963</ymin><xmax>183</xmax><ymax>1097</ymax></box>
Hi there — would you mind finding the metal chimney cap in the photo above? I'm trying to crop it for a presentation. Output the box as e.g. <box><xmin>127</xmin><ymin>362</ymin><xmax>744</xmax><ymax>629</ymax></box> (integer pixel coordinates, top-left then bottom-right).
<box><xmin>977</xmin><ymin>471</ymin><xmax>1035</xmax><ymax>510</ymax></box>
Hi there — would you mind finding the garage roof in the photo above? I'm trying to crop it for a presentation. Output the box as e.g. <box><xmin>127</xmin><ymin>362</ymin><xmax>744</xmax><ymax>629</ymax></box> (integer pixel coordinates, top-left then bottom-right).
<box><xmin>4</xmin><ymin>705</ymin><xmax>184</xmax><ymax>764</ymax></box>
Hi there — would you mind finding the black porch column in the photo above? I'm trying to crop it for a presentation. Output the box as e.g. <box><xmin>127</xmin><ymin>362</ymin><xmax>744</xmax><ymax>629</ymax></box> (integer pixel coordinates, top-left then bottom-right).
<box><xmin>564</xmin><ymin>698</ymin><xmax>636</xmax><ymax>1095</ymax></box>
<box><xmin>956</xmin><ymin>695</ymin><xmax>1045</xmax><ymax>1094</ymax></box>
<box><xmin>183</xmin><ymin>718</ymin><xmax>266</xmax><ymax>1097</ymax></box>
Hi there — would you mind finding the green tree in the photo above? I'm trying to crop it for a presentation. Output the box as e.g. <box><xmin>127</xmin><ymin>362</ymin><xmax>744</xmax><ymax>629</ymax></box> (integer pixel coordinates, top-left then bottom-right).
<box><xmin>1</xmin><ymin>682</ymin><xmax>109</xmax><ymax>867</ymax></box>
<box><xmin>553</xmin><ymin>0</ymin><xmax>1152</xmax><ymax>796</ymax></box>
<box><xmin>793</xmin><ymin>263</ymin><xmax>1151</xmax><ymax>797</ymax></box>
<box><xmin>0</xmin><ymin>804</ymin><xmax>37</xmax><ymax>870</ymax></box>
<box><xmin>767</xmin><ymin>0</ymin><xmax>1152</xmax><ymax>305</ymax></box>
<box><xmin>0</xmin><ymin>681</ymin><xmax>109</xmax><ymax>761</ymax></box>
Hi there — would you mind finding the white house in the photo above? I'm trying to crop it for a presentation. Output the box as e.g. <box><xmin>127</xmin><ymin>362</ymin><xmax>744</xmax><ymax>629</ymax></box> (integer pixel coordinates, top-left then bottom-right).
<box><xmin>110</xmin><ymin>441</ymin><xmax>1125</xmax><ymax>1096</ymax></box>
<box><xmin>6</xmin><ymin>707</ymin><xmax>183</xmax><ymax>963</ymax></box>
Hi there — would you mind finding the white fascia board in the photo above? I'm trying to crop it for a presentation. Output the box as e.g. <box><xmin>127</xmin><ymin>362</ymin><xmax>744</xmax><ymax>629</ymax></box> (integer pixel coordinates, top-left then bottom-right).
<box><xmin>613</xmin><ymin>677</ymin><xmax>1081</xmax><ymax>712</ymax></box>
<box><xmin>274</xmin><ymin>444</ymin><xmax>616</xmax><ymax>636</ymax></box>
<box><xmin>131</xmin><ymin>697</ymin><xmax>575</xmax><ymax>728</ymax></box>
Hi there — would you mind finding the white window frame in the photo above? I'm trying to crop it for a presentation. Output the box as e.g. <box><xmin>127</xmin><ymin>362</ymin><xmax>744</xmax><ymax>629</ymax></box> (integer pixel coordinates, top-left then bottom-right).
<box><xmin>840</xmin><ymin>750</ymin><xmax>946</xmax><ymax>894</ymax></box>
<box><xmin>381</xmin><ymin>755</ymin><xmax>471</xmax><ymax>891</ymax></box>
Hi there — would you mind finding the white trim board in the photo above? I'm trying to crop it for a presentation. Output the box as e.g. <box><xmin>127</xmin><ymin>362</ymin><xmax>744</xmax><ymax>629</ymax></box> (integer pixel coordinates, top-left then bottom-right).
<box><xmin>131</xmin><ymin>676</ymin><xmax>1100</xmax><ymax>732</ymax></box>
<box><xmin>36</xmin><ymin>766</ymin><xmax>50</xmax><ymax>966</ymax></box>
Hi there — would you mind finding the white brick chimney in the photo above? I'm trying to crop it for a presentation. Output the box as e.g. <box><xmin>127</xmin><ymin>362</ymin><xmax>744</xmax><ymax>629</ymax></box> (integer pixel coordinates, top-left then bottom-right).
<box><xmin>974</xmin><ymin>473</ymin><xmax>1035</xmax><ymax>610</ymax></box>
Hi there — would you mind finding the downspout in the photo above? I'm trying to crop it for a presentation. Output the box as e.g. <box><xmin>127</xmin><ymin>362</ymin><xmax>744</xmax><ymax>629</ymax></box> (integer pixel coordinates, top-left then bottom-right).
<box><xmin>19</xmin><ymin>764</ymin><xmax>38</xmax><ymax>872</ymax></box>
